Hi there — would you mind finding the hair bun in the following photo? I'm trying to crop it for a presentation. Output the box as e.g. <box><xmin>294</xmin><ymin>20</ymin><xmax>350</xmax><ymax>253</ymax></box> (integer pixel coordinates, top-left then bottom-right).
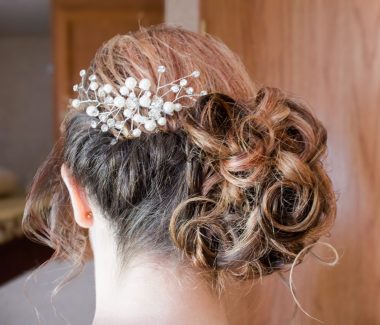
<box><xmin>170</xmin><ymin>87</ymin><xmax>336</xmax><ymax>282</ymax></box>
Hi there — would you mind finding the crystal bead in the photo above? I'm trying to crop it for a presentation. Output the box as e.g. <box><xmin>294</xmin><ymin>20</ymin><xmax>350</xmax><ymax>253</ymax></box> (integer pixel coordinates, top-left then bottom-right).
<box><xmin>79</xmin><ymin>69</ymin><xmax>86</xmax><ymax>77</ymax></box>
<box><xmin>132</xmin><ymin>128</ymin><xmax>142</xmax><ymax>137</ymax></box>
<box><xmin>191</xmin><ymin>70</ymin><xmax>200</xmax><ymax>78</ymax></box>
<box><xmin>73</xmin><ymin>84</ymin><xmax>78</xmax><ymax>92</ymax></box>
<box><xmin>157</xmin><ymin>65</ymin><xmax>166</xmax><ymax>73</ymax></box>
<box><xmin>89</xmin><ymin>74</ymin><xmax>97</xmax><ymax>81</ymax></box>
<box><xmin>101</xmin><ymin>124</ymin><xmax>109</xmax><ymax>132</ymax></box>
<box><xmin>99</xmin><ymin>114</ymin><xmax>108</xmax><ymax>122</ymax></box>
<box><xmin>110</xmin><ymin>139</ymin><xmax>118</xmax><ymax>145</ymax></box>
<box><xmin>125</xmin><ymin>77</ymin><xmax>137</xmax><ymax>90</ymax></box>
<box><xmin>107</xmin><ymin>118</ymin><xmax>115</xmax><ymax>127</ymax></box>
<box><xmin>126</xmin><ymin>97</ymin><xmax>137</xmax><ymax>109</ymax></box>
<box><xmin>180</xmin><ymin>79</ymin><xmax>188</xmax><ymax>87</ymax></box>
<box><xmin>90</xmin><ymin>120</ymin><xmax>97</xmax><ymax>128</ymax></box>
<box><xmin>186</xmin><ymin>87</ymin><xmax>194</xmax><ymax>95</ymax></box>
<box><xmin>171</xmin><ymin>85</ymin><xmax>180</xmax><ymax>93</ymax></box>
<box><xmin>89</xmin><ymin>82</ymin><xmax>98</xmax><ymax>91</ymax></box>
<box><xmin>200</xmin><ymin>90</ymin><xmax>208</xmax><ymax>96</ymax></box>
<box><xmin>148</xmin><ymin>108</ymin><xmax>161</xmax><ymax>119</ymax></box>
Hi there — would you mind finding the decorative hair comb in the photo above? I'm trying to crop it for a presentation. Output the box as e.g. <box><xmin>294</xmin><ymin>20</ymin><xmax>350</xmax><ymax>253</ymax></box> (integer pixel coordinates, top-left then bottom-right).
<box><xmin>70</xmin><ymin>66</ymin><xmax>207</xmax><ymax>144</ymax></box>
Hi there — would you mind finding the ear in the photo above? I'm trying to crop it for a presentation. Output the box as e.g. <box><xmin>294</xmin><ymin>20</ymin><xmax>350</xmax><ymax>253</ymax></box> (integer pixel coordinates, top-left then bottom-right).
<box><xmin>61</xmin><ymin>164</ymin><xmax>93</xmax><ymax>228</ymax></box>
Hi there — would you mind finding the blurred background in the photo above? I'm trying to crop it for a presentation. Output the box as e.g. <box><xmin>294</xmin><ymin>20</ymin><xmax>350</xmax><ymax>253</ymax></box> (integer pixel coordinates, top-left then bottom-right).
<box><xmin>0</xmin><ymin>0</ymin><xmax>379</xmax><ymax>324</ymax></box>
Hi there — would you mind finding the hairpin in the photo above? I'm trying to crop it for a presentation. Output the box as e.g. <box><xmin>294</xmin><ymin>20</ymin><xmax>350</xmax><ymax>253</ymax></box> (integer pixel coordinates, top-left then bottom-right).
<box><xmin>70</xmin><ymin>66</ymin><xmax>207</xmax><ymax>144</ymax></box>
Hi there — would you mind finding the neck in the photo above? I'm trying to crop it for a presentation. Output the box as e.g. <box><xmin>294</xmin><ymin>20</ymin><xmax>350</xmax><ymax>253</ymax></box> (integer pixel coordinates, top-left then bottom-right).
<box><xmin>89</xmin><ymin>216</ymin><xmax>229</xmax><ymax>325</ymax></box>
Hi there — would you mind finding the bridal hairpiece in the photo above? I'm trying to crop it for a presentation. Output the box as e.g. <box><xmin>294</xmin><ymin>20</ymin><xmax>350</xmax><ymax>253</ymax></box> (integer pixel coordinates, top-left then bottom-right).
<box><xmin>70</xmin><ymin>66</ymin><xmax>207</xmax><ymax>144</ymax></box>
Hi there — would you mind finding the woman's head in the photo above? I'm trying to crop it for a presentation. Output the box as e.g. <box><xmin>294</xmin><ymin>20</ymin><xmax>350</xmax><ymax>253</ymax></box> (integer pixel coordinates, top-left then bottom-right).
<box><xmin>23</xmin><ymin>24</ymin><xmax>336</xmax><ymax>289</ymax></box>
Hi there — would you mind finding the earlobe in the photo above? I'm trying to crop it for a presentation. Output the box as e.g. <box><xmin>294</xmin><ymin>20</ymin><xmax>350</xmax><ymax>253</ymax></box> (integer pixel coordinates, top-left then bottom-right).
<box><xmin>61</xmin><ymin>164</ymin><xmax>93</xmax><ymax>228</ymax></box>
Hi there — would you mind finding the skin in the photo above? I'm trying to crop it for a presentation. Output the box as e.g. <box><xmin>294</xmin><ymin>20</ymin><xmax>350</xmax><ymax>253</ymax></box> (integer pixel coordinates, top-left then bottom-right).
<box><xmin>61</xmin><ymin>164</ymin><xmax>231</xmax><ymax>325</ymax></box>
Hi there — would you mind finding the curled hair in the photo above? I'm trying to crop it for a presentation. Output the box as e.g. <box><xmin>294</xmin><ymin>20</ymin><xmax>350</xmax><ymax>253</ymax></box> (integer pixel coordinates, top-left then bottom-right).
<box><xmin>23</xmin><ymin>25</ymin><xmax>336</xmax><ymax>290</ymax></box>
<box><xmin>171</xmin><ymin>90</ymin><xmax>336</xmax><ymax>283</ymax></box>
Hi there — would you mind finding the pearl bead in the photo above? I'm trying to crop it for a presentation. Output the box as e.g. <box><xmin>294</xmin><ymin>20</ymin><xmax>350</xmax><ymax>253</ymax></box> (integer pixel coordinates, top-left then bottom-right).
<box><xmin>157</xmin><ymin>65</ymin><xmax>166</xmax><ymax>73</ymax></box>
<box><xmin>79</xmin><ymin>69</ymin><xmax>86</xmax><ymax>77</ymax></box>
<box><xmin>144</xmin><ymin>119</ymin><xmax>157</xmax><ymax>132</ymax></box>
<box><xmin>110</xmin><ymin>139</ymin><xmax>118</xmax><ymax>145</ymax></box>
<box><xmin>72</xmin><ymin>99</ymin><xmax>80</xmax><ymax>108</ymax></box>
<box><xmin>119</xmin><ymin>86</ymin><xmax>129</xmax><ymax>96</ymax></box>
<box><xmin>125</xmin><ymin>77</ymin><xmax>137</xmax><ymax>89</ymax></box>
<box><xmin>123</xmin><ymin>109</ymin><xmax>133</xmax><ymax>118</ymax></box>
<box><xmin>191</xmin><ymin>70</ymin><xmax>200</xmax><ymax>78</ymax></box>
<box><xmin>132</xmin><ymin>128</ymin><xmax>142</xmax><ymax>137</ymax></box>
<box><xmin>86</xmin><ymin>105</ymin><xmax>99</xmax><ymax>117</ymax></box>
<box><xmin>157</xmin><ymin>117</ymin><xmax>167</xmax><ymax>125</ymax></box>
<box><xmin>101</xmin><ymin>124</ymin><xmax>109</xmax><ymax>132</ymax></box>
<box><xmin>89</xmin><ymin>74</ymin><xmax>97</xmax><ymax>81</ymax></box>
<box><xmin>90</xmin><ymin>120</ymin><xmax>97</xmax><ymax>128</ymax></box>
<box><xmin>200</xmin><ymin>90</ymin><xmax>208</xmax><ymax>96</ymax></box>
<box><xmin>73</xmin><ymin>84</ymin><xmax>78</xmax><ymax>92</ymax></box>
<box><xmin>139</xmin><ymin>96</ymin><xmax>151</xmax><ymax>108</ymax></box>
<box><xmin>139</xmin><ymin>78</ymin><xmax>151</xmax><ymax>91</ymax></box>
<box><xmin>174</xmin><ymin>103</ymin><xmax>182</xmax><ymax>111</ymax></box>
<box><xmin>180</xmin><ymin>79</ymin><xmax>188</xmax><ymax>86</ymax></box>
<box><xmin>89</xmin><ymin>82</ymin><xmax>98</xmax><ymax>91</ymax></box>
<box><xmin>114</xmin><ymin>96</ymin><xmax>126</xmax><ymax>108</ymax></box>
<box><xmin>148</xmin><ymin>108</ymin><xmax>161</xmax><ymax>119</ymax></box>
<box><xmin>163</xmin><ymin>101</ymin><xmax>174</xmax><ymax>114</ymax></box>
<box><xmin>104</xmin><ymin>84</ymin><xmax>113</xmax><ymax>93</ymax></box>
<box><xmin>171</xmin><ymin>85</ymin><xmax>180</xmax><ymax>93</ymax></box>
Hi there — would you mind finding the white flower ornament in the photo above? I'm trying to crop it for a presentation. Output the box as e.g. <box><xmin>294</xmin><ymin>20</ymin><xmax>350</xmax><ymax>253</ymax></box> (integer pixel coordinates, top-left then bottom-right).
<box><xmin>71</xmin><ymin>66</ymin><xmax>207</xmax><ymax>145</ymax></box>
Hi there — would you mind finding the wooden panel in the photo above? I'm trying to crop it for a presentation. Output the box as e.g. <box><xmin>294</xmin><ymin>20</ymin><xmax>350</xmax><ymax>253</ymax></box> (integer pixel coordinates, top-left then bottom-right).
<box><xmin>52</xmin><ymin>0</ymin><xmax>164</xmax><ymax>136</ymax></box>
<box><xmin>202</xmin><ymin>0</ymin><xmax>380</xmax><ymax>324</ymax></box>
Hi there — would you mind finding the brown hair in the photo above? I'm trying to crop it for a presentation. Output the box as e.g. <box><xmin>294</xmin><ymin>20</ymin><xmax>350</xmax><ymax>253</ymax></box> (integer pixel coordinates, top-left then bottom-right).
<box><xmin>23</xmin><ymin>24</ymin><xmax>336</xmax><ymax>289</ymax></box>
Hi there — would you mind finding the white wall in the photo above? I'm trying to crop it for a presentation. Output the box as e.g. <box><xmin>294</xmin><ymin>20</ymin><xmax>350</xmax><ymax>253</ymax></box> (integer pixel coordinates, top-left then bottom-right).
<box><xmin>0</xmin><ymin>37</ymin><xmax>52</xmax><ymax>188</ymax></box>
